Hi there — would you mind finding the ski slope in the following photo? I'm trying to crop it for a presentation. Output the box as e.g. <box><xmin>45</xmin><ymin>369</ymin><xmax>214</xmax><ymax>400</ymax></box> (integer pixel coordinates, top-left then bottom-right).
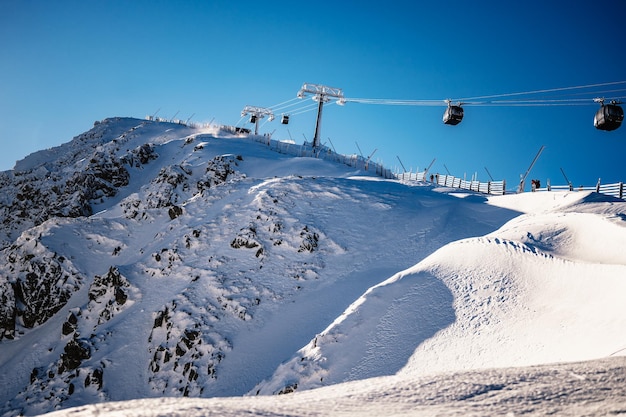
<box><xmin>0</xmin><ymin>118</ymin><xmax>624</xmax><ymax>416</ymax></box>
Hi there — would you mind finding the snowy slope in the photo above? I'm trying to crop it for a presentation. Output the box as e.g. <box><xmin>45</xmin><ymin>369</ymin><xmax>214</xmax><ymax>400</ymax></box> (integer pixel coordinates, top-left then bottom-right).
<box><xmin>251</xmin><ymin>191</ymin><xmax>626</xmax><ymax>395</ymax></box>
<box><xmin>42</xmin><ymin>356</ymin><xmax>626</xmax><ymax>417</ymax></box>
<box><xmin>0</xmin><ymin>117</ymin><xmax>625</xmax><ymax>416</ymax></box>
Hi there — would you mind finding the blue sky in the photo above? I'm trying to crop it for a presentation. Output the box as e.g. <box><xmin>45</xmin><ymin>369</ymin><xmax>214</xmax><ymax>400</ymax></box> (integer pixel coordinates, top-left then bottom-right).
<box><xmin>1</xmin><ymin>0</ymin><xmax>625</xmax><ymax>189</ymax></box>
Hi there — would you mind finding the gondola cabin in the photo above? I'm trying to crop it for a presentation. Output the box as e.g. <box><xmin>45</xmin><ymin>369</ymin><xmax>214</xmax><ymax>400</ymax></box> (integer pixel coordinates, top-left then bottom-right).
<box><xmin>281</xmin><ymin>114</ymin><xmax>289</xmax><ymax>125</ymax></box>
<box><xmin>594</xmin><ymin>103</ymin><xmax>624</xmax><ymax>131</ymax></box>
<box><xmin>443</xmin><ymin>104</ymin><xmax>464</xmax><ymax>125</ymax></box>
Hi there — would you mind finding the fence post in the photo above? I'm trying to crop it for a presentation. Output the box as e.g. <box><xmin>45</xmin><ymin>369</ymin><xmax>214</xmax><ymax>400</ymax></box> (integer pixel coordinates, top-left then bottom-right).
<box><xmin>620</xmin><ymin>182</ymin><xmax>624</xmax><ymax>199</ymax></box>
<box><xmin>502</xmin><ymin>180</ymin><xmax>506</xmax><ymax>195</ymax></box>
<box><xmin>596</xmin><ymin>178</ymin><xmax>601</xmax><ymax>193</ymax></box>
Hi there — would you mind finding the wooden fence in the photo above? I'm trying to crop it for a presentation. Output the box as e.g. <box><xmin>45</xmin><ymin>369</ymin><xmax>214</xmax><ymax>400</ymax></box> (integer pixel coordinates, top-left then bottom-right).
<box><xmin>397</xmin><ymin>170</ymin><xmax>626</xmax><ymax>201</ymax></box>
<box><xmin>598</xmin><ymin>182</ymin><xmax>625</xmax><ymax>199</ymax></box>
<box><xmin>538</xmin><ymin>180</ymin><xmax>625</xmax><ymax>200</ymax></box>
<box><xmin>395</xmin><ymin>171</ymin><xmax>427</xmax><ymax>182</ymax></box>
<box><xmin>434</xmin><ymin>174</ymin><xmax>507</xmax><ymax>195</ymax></box>
<box><xmin>396</xmin><ymin>172</ymin><xmax>507</xmax><ymax>196</ymax></box>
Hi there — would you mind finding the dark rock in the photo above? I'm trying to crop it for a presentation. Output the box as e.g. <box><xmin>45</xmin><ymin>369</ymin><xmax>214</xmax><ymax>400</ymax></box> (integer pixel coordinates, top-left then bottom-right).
<box><xmin>168</xmin><ymin>205</ymin><xmax>183</xmax><ymax>220</ymax></box>
<box><xmin>61</xmin><ymin>338</ymin><xmax>91</xmax><ymax>371</ymax></box>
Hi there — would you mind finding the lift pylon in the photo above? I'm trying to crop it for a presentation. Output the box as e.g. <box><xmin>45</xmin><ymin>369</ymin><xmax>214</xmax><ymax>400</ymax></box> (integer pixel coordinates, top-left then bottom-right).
<box><xmin>297</xmin><ymin>83</ymin><xmax>345</xmax><ymax>148</ymax></box>
<box><xmin>241</xmin><ymin>105</ymin><xmax>275</xmax><ymax>135</ymax></box>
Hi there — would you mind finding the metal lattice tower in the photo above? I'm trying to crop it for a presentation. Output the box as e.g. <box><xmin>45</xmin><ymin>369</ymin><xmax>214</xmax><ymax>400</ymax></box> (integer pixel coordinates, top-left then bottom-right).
<box><xmin>297</xmin><ymin>83</ymin><xmax>345</xmax><ymax>148</ymax></box>
<box><xmin>241</xmin><ymin>105</ymin><xmax>275</xmax><ymax>135</ymax></box>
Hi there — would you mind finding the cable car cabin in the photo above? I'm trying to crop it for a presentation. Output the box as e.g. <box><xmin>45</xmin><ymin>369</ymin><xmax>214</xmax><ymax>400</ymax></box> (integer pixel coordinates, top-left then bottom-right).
<box><xmin>250</xmin><ymin>115</ymin><xmax>257</xmax><ymax>123</ymax></box>
<box><xmin>443</xmin><ymin>105</ymin><xmax>464</xmax><ymax>125</ymax></box>
<box><xmin>281</xmin><ymin>115</ymin><xmax>289</xmax><ymax>125</ymax></box>
<box><xmin>594</xmin><ymin>103</ymin><xmax>624</xmax><ymax>131</ymax></box>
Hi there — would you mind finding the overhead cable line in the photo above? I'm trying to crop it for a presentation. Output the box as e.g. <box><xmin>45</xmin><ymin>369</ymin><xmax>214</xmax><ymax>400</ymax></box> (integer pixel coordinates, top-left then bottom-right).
<box><xmin>343</xmin><ymin>81</ymin><xmax>626</xmax><ymax>108</ymax></box>
<box><xmin>345</xmin><ymin>98</ymin><xmax>443</xmax><ymax>106</ymax></box>
<box><xmin>289</xmin><ymin>102</ymin><xmax>325</xmax><ymax>116</ymax></box>
<box><xmin>451</xmin><ymin>97</ymin><xmax>625</xmax><ymax>107</ymax></box>
<box><xmin>267</xmin><ymin>97</ymin><xmax>300</xmax><ymax>109</ymax></box>
<box><xmin>534</xmin><ymin>87</ymin><xmax>626</xmax><ymax>99</ymax></box>
<box><xmin>268</xmin><ymin>97</ymin><xmax>302</xmax><ymax>112</ymax></box>
<box><xmin>454</xmin><ymin>81</ymin><xmax>626</xmax><ymax>102</ymax></box>
<box><xmin>343</xmin><ymin>81</ymin><xmax>625</xmax><ymax>130</ymax></box>
<box><xmin>271</xmin><ymin>102</ymin><xmax>304</xmax><ymax>112</ymax></box>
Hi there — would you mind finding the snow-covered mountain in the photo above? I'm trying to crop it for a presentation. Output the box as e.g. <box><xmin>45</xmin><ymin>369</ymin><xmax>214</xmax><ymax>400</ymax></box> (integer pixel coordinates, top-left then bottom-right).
<box><xmin>0</xmin><ymin>117</ymin><xmax>625</xmax><ymax>416</ymax></box>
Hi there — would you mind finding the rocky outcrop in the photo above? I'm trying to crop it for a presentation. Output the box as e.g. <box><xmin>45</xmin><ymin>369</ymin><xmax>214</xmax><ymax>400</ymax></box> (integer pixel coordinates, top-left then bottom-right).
<box><xmin>147</xmin><ymin>299</ymin><xmax>231</xmax><ymax>397</ymax></box>
<box><xmin>0</xmin><ymin>120</ymin><xmax>159</xmax><ymax>248</ymax></box>
<box><xmin>0</xmin><ymin>231</ymin><xmax>83</xmax><ymax>340</ymax></box>
<box><xmin>5</xmin><ymin>266</ymin><xmax>138</xmax><ymax>414</ymax></box>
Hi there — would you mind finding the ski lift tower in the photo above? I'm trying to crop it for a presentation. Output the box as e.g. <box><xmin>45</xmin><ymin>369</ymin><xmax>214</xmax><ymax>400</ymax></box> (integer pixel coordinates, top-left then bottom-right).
<box><xmin>297</xmin><ymin>83</ymin><xmax>345</xmax><ymax>148</ymax></box>
<box><xmin>241</xmin><ymin>105</ymin><xmax>274</xmax><ymax>135</ymax></box>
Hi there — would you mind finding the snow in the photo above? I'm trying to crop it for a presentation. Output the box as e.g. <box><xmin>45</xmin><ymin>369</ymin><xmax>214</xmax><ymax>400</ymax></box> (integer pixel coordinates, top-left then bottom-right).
<box><xmin>0</xmin><ymin>117</ymin><xmax>625</xmax><ymax>416</ymax></box>
<box><xmin>40</xmin><ymin>357</ymin><xmax>626</xmax><ymax>417</ymax></box>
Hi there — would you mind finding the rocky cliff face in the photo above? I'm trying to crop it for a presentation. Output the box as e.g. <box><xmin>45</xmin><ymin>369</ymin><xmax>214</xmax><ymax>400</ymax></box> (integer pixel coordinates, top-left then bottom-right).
<box><xmin>17</xmin><ymin>266</ymin><xmax>137</xmax><ymax>412</ymax></box>
<box><xmin>0</xmin><ymin>228</ymin><xmax>83</xmax><ymax>339</ymax></box>
<box><xmin>0</xmin><ymin>119</ymin><xmax>162</xmax><ymax>341</ymax></box>
<box><xmin>0</xmin><ymin>118</ymin><xmax>144</xmax><ymax>247</ymax></box>
<box><xmin>0</xmin><ymin>117</ymin><xmax>337</xmax><ymax>415</ymax></box>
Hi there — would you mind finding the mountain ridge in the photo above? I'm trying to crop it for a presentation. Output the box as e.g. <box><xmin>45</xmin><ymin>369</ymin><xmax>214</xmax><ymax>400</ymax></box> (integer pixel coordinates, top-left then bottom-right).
<box><xmin>1</xmin><ymin>117</ymin><xmax>625</xmax><ymax>416</ymax></box>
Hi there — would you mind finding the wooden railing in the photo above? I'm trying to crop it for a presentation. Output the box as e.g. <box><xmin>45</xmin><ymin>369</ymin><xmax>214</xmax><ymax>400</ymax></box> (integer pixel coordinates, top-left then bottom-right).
<box><xmin>598</xmin><ymin>182</ymin><xmax>625</xmax><ymax>199</ymax></box>
<box><xmin>539</xmin><ymin>180</ymin><xmax>625</xmax><ymax>200</ymax></box>
<box><xmin>397</xmin><ymin>169</ymin><xmax>625</xmax><ymax>200</ymax></box>
<box><xmin>396</xmin><ymin>172</ymin><xmax>506</xmax><ymax>196</ymax></box>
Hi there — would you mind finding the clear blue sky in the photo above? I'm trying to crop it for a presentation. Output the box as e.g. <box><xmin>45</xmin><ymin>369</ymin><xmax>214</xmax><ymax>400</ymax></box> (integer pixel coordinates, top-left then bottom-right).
<box><xmin>1</xmin><ymin>0</ymin><xmax>625</xmax><ymax>189</ymax></box>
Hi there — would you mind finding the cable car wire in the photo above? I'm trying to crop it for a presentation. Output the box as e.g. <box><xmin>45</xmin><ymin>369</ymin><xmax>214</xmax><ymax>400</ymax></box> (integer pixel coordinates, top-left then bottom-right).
<box><xmin>267</xmin><ymin>97</ymin><xmax>300</xmax><ymax>110</ymax></box>
<box><xmin>344</xmin><ymin>98</ymin><xmax>442</xmax><ymax>106</ymax></box>
<box><xmin>533</xmin><ymin>87</ymin><xmax>626</xmax><ymax>99</ymax></box>
<box><xmin>268</xmin><ymin>98</ymin><xmax>302</xmax><ymax>112</ymax></box>
<box><xmin>342</xmin><ymin>81</ymin><xmax>626</xmax><ymax>108</ymax></box>
<box><xmin>453</xmin><ymin>81</ymin><xmax>626</xmax><ymax>102</ymax></box>
<box><xmin>289</xmin><ymin>102</ymin><xmax>330</xmax><ymax>116</ymax></box>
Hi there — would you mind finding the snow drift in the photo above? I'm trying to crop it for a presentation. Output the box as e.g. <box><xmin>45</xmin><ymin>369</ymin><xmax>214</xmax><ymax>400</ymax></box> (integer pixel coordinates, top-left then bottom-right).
<box><xmin>252</xmin><ymin>191</ymin><xmax>626</xmax><ymax>395</ymax></box>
